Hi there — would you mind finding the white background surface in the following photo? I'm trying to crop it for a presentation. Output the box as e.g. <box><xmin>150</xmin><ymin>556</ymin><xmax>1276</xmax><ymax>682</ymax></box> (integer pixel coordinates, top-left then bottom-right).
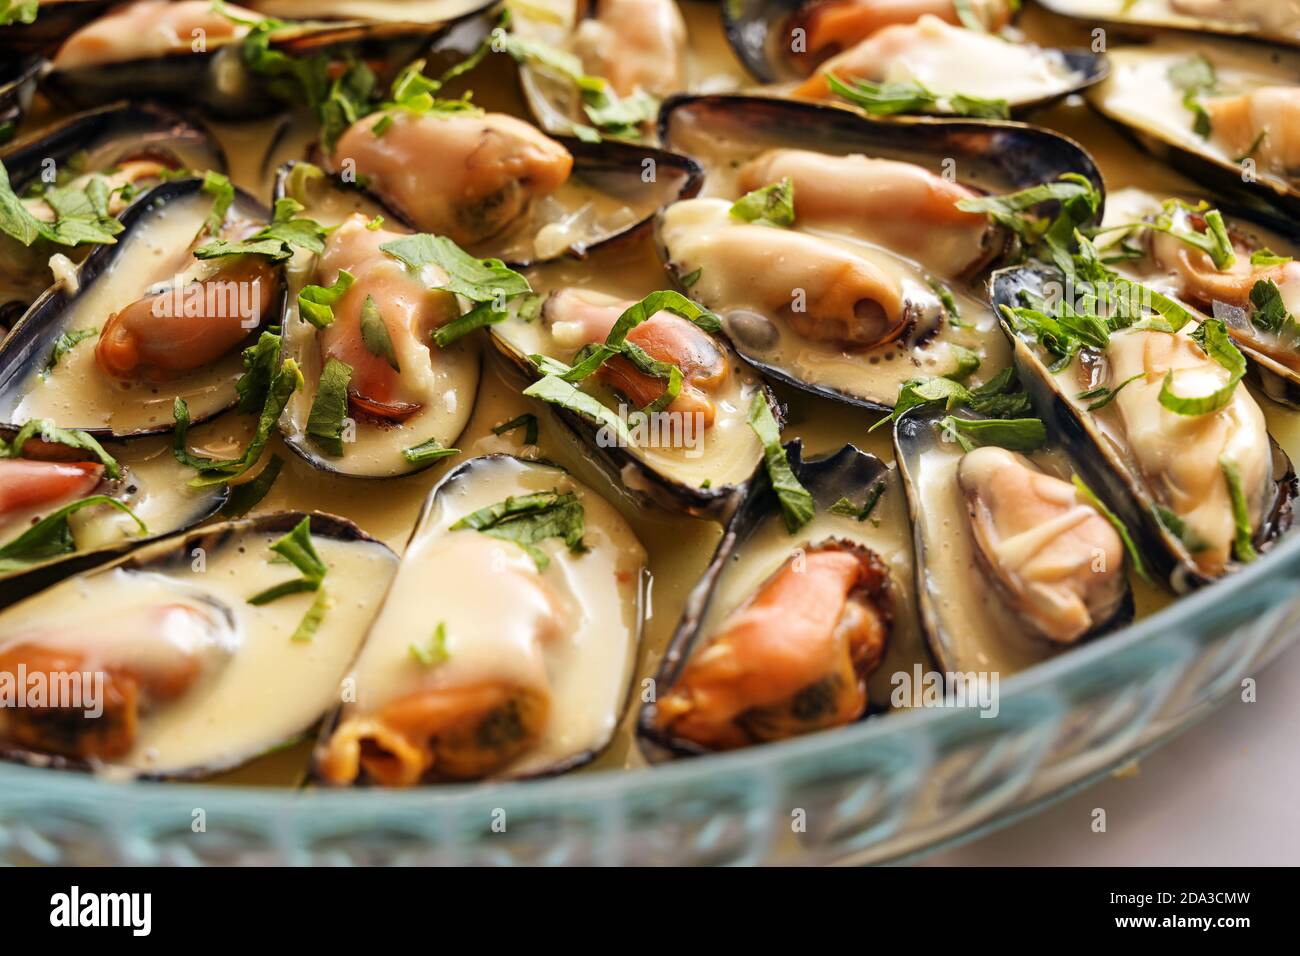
<box><xmin>919</xmin><ymin>642</ymin><xmax>1300</xmax><ymax>866</ymax></box>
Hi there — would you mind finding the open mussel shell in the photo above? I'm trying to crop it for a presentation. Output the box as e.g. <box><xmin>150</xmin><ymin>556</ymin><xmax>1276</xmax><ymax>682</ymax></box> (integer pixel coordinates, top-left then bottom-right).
<box><xmin>0</xmin><ymin>511</ymin><xmax>398</xmax><ymax>780</ymax></box>
<box><xmin>0</xmin><ymin>102</ymin><xmax>226</xmax><ymax>324</ymax></box>
<box><xmin>638</xmin><ymin>441</ymin><xmax>925</xmax><ymax>759</ymax></box>
<box><xmin>0</xmin><ymin>177</ymin><xmax>287</xmax><ymax>438</ymax></box>
<box><xmin>312</xmin><ymin>454</ymin><xmax>647</xmax><ymax>785</ymax></box>
<box><xmin>43</xmin><ymin>14</ymin><xmax>459</xmax><ymax>118</ymax></box>
<box><xmin>0</xmin><ymin>428</ymin><xmax>228</xmax><ymax>608</ymax></box>
<box><xmin>0</xmin><ymin>1</ymin><xmax>111</xmax><ymax>56</ymax></box>
<box><xmin>1104</xmin><ymin>186</ymin><xmax>1300</xmax><ymax>409</ymax></box>
<box><xmin>1036</xmin><ymin>0</ymin><xmax>1300</xmax><ymax>51</ymax></box>
<box><xmin>991</xmin><ymin>262</ymin><xmax>1297</xmax><ymax>592</ymax></box>
<box><xmin>487</xmin><ymin>295</ymin><xmax>777</xmax><ymax>520</ymax></box>
<box><xmin>270</xmin><ymin>161</ymin><xmax>480</xmax><ymax>479</ymax></box>
<box><xmin>893</xmin><ymin>404</ymin><xmax>1135</xmax><ymax>675</ymax></box>
<box><xmin>0</xmin><ymin>101</ymin><xmax>226</xmax><ymax>184</ymax></box>
<box><xmin>1088</xmin><ymin>38</ymin><xmax>1300</xmax><ymax>217</ymax></box>
<box><xmin>319</xmin><ymin>132</ymin><xmax>703</xmax><ymax>269</ymax></box>
<box><xmin>654</xmin><ymin>95</ymin><xmax>1104</xmax><ymax>410</ymax></box>
<box><xmin>0</xmin><ymin>54</ymin><xmax>42</xmax><ymax>146</ymax></box>
<box><xmin>721</xmin><ymin>0</ymin><xmax>1106</xmax><ymax>114</ymax></box>
<box><xmin>658</xmin><ymin>93</ymin><xmax>1105</xmax><ymax>192</ymax></box>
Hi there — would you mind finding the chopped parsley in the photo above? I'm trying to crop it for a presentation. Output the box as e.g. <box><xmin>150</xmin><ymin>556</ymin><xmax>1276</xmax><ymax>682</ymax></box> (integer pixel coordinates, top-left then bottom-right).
<box><xmin>246</xmin><ymin>516</ymin><xmax>331</xmax><ymax>641</ymax></box>
<box><xmin>829</xmin><ymin>479</ymin><xmax>886</xmax><ymax>522</ymax></box>
<box><xmin>451</xmin><ymin>489</ymin><xmax>586</xmax><ymax>570</ymax></box>
<box><xmin>297</xmin><ymin>269</ymin><xmax>354</xmax><ymax>329</ymax></box>
<box><xmin>378</xmin><ymin>233</ymin><xmax>531</xmax><ymax>347</ymax></box>
<box><xmin>730</xmin><ymin>178</ymin><xmax>795</xmax><ymax>228</ymax></box>
<box><xmin>306</xmin><ymin>358</ymin><xmax>352</xmax><ymax>458</ymax></box>
<box><xmin>0</xmin><ymin>160</ymin><xmax>124</xmax><ymax>248</ymax></box>
<box><xmin>42</xmin><ymin>328</ymin><xmax>98</xmax><ymax>377</ymax></box>
<box><xmin>937</xmin><ymin>414</ymin><xmax>1046</xmax><ymax>453</ymax></box>
<box><xmin>748</xmin><ymin>393</ymin><xmax>814</xmax><ymax>534</ymax></box>
<box><xmin>492</xmin><ymin>413</ymin><xmax>539</xmax><ymax>445</ymax></box>
<box><xmin>194</xmin><ymin>197</ymin><xmax>327</xmax><ymax>262</ymax></box>
<box><xmin>1221</xmin><ymin>456</ymin><xmax>1257</xmax><ymax>564</ymax></box>
<box><xmin>1071</xmin><ymin>474</ymin><xmax>1152</xmax><ymax>584</ymax></box>
<box><xmin>402</xmin><ymin>438</ymin><xmax>458</xmax><ymax>465</ymax></box>
<box><xmin>172</xmin><ymin>359</ymin><xmax>303</xmax><ymax>485</ymax></box>
<box><xmin>1166</xmin><ymin>55</ymin><xmax>1216</xmax><ymax>138</ymax></box>
<box><xmin>826</xmin><ymin>73</ymin><xmax>1010</xmax><ymax>120</ymax></box>
<box><xmin>409</xmin><ymin>621</ymin><xmax>451</xmax><ymax>667</ymax></box>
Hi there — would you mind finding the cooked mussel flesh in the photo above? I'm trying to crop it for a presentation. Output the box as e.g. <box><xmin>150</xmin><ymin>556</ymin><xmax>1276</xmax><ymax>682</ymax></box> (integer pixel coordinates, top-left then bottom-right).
<box><xmin>652</xmin><ymin>537</ymin><xmax>891</xmax><ymax>750</ymax></box>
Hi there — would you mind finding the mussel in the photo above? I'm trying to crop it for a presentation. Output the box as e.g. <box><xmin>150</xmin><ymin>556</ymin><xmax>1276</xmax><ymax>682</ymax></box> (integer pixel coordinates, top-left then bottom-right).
<box><xmin>0</xmin><ymin>512</ymin><xmax>398</xmax><ymax>779</ymax></box>
<box><xmin>1089</xmin><ymin>36</ymin><xmax>1300</xmax><ymax>215</ymax></box>
<box><xmin>0</xmin><ymin>102</ymin><xmax>227</xmax><ymax>327</ymax></box>
<box><xmin>639</xmin><ymin>442</ymin><xmax>926</xmax><ymax>757</ymax></box>
<box><xmin>722</xmin><ymin>1</ymin><xmax>1106</xmax><ymax>115</ymax></box>
<box><xmin>1100</xmin><ymin>186</ymin><xmax>1300</xmax><ymax>408</ymax></box>
<box><xmin>0</xmin><ymin>425</ymin><xmax>227</xmax><ymax>607</ymax></box>
<box><xmin>0</xmin><ymin>177</ymin><xmax>287</xmax><ymax>437</ymax></box>
<box><xmin>1037</xmin><ymin>0</ymin><xmax>1300</xmax><ymax>51</ymax></box>
<box><xmin>654</xmin><ymin>95</ymin><xmax>1106</xmax><ymax>409</ymax></box>
<box><xmin>488</xmin><ymin>280</ymin><xmax>776</xmax><ymax>518</ymax></box>
<box><xmin>894</xmin><ymin>404</ymin><xmax>1134</xmax><ymax>674</ymax></box>
<box><xmin>43</xmin><ymin>0</ymin><xmax>472</xmax><ymax>117</ymax></box>
<box><xmin>992</xmin><ymin>263</ymin><xmax>1297</xmax><ymax>591</ymax></box>
<box><xmin>313</xmin><ymin>455</ymin><xmax>646</xmax><ymax>784</ymax></box>
<box><xmin>322</xmin><ymin>106</ymin><xmax>703</xmax><ymax>266</ymax></box>
<box><xmin>510</xmin><ymin>0</ymin><xmax>703</xmax><ymax>140</ymax></box>
<box><xmin>272</xmin><ymin>161</ymin><xmax>480</xmax><ymax>478</ymax></box>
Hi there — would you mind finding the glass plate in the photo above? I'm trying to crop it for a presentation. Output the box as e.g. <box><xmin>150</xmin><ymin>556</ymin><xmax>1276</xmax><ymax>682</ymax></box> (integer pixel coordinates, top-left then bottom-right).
<box><xmin>3</xmin><ymin>524</ymin><xmax>1297</xmax><ymax>866</ymax></box>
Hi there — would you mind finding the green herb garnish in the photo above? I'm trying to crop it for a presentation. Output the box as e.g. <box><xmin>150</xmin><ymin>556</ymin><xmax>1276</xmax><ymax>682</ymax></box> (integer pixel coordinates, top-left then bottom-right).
<box><xmin>829</xmin><ymin>479</ymin><xmax>886</xmax><ymax>523</ymax></box>
<box><xmin>305</xmin><ymin>358</ymin><xmax>352</xmax><ymax>457</ymax></box>
<box><xmin>247</xmin><ymin>516</ymin><xmax>330</xmax><ymax>641</ymax></box>
<box><xmin>1221</xmin><ymin>456</ymin><xmax>1257</xmax><ymax>564</ymax></box>
<box><xmin>1071</xmin><ymin>475</ymin><xmax>1152</xmax><ymax>584</ymax></box>
<box><xmin>297</xmin><ymin>269</ymin><xmax>354</xmax><ymax>329</ymax></box>
<box><xmin>0</xmin><ymin>420</ymin><xmax>120</xmax><ymax>479</ymax></box>
<box><xmin>826</xmin><ymin>73</ymin><xmax>1009</xmax><ymax>119</ymax></box>
<box><xmin>451</xmin><ymin>489</ymin><xmax>586</xmax><ymax>570</ymax></box>
<box><xmin>410</xmin><ymin>621</ymin><xmax>451</xmax><ymax>667</ymax></box>
<box><xmin>402</xmin><ymin>438</ymin><xmax>458</xmax><ymax>465</ymax></box>
<box><xmin>748</xmin><ymin>393</ymin><xmax>814</xmax><ymax>534</ymax></box>
<box><xmin>730</xmin><ymin>177</ymin><xmax>795</xmax><ymax>228</ymax></box>
<box><xmin>0</xmin><ymin>496</ymin><xmax>146</xmax><ymax>574</ymax></box>
<box><xmin>493</xmin><ymin>413</ymin><xmax>539</xmax><ymax>445</ymax></box>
